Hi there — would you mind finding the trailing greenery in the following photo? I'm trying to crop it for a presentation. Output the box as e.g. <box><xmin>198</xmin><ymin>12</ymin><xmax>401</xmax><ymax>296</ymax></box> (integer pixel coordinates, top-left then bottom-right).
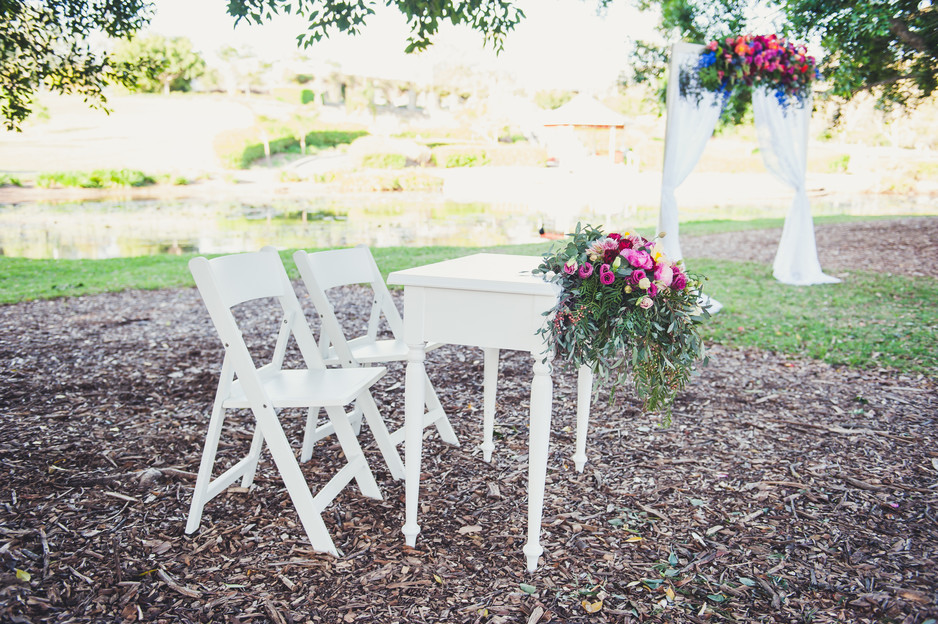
<box><xmin>35</xmin><ymin>169</ymin><xmax>156</xmax><ymax>189</ymax></box>
<box><xmin>535</xmin><ymin>223</ymin><xmax>707</xmax><ymax>420</ymax></box>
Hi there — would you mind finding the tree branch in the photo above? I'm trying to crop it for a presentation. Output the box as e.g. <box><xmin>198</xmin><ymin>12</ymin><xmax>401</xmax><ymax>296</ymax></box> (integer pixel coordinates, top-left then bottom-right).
<box><xmin>889</xmin><ymin>17</ymin><xmax>928</xmax><ymax>53</ymax></box>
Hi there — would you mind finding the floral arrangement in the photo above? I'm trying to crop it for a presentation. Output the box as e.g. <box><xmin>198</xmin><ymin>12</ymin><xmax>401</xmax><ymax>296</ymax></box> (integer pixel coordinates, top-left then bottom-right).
<box><xmin>534</xmin><ymin>223</ymin><xmax>709</xmax><ymax>423</ymax></box>
<box><xmin>684</xmin><ymin>34</ymin><xmax>819</xmax><ymax>106</ymax></box>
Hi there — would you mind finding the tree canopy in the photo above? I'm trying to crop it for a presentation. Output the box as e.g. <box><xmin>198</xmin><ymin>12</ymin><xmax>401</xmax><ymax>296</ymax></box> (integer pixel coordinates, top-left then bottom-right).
<box><xmin>0</xmin><ymin>0</ymin><xmax>152</xmax><ymax>131</ymax></box>
<box><xmin>112</xmin><ymin>34</ymin><xmax>206</xmax><ymax>94</ymax></box>
<box><xmin>627</xmin><ymin>0</ymin><xmax>937</xmax><ymax>118</ymax></box>
<box><xmin>225</xmin><ymin>0</ymin><xmax>526</xmax><ymax>53</ymax></box>
<box><xmin>2</xmin><ymin>0</ymin><xmax>935</xmax><ymax>131</ymax></box>
<box><xmin>784</xmin><ymin>0</ymin><xmax>937</xmax><ymax>108</ymax></box>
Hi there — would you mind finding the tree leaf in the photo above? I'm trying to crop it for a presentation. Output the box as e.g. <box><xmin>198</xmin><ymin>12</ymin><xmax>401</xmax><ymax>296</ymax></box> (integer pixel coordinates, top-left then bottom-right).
<box><xmin>581</xmin><ymin>599</ymin><xmax>603</xmax><ymax>613</ymax></box>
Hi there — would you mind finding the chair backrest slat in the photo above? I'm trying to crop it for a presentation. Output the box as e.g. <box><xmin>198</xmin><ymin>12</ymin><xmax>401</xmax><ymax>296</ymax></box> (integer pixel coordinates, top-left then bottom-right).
<box><xmin>190</xmin><ymin>249</ymin><xmax>327</xmax><ymax>377</ymax></box>
<box><xmin>293</xmin><ymin>246</ymin><xmax>405</xmax><ymax>366</ymax></box>
<box><xmin>303</xmin><ymin>247</ymin><xmax>377</xmax><ymax>291</ymax></box>
<box><xmin>206</xmin><ymin>251</ymin><xmax>289</xmax><ymax>308</ymax></box>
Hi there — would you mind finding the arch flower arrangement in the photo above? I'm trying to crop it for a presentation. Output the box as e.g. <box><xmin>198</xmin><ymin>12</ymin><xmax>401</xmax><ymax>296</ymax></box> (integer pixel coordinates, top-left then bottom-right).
<box><xmin>534</xmin><ymin>223</ymin><xmax>709</xmax><ymax>423</ymax></box>
<box><xmin>683</xmin><ymin>34</ymin><xmax>820</xmax><ymax>106</ymax></box>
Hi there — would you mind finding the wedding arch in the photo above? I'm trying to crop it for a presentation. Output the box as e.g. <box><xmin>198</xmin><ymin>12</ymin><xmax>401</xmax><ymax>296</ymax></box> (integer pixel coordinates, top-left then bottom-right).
<box><xmin>657</xmin><ymin>39</ymin><xmax>839</xmax><ymax>286</ymax></box>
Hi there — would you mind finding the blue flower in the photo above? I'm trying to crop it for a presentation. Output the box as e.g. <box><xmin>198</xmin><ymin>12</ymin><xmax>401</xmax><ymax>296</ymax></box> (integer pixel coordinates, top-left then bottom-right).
<box><xmin>697</xmin><ymin>51</ymin><xmax>717</xmax><ymax>69</ymax></box>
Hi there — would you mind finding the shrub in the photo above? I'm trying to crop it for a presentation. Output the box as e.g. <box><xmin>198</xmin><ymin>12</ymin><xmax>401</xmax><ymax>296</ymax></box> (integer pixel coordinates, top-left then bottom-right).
<box><xmin>360</xmin><ymin>153</ymin><xmax>408</xmax><ymax>169</ymax></box>
<box><xmin>316</xmin><ymin>170</ymin><xmax>443</xmax><ymax>192</ymax></box>
<box><xmin>828</xmin><ymin>154</ymin><xmax>851</xmax><ymax>173</ymax></box>
<box><xmin>35</xmin><ymin>169</ymin><xmax>155</xmax><ymax>189</ymax></box>
<box><xmin>214</xmin><ymin>127</ymin><xmax>368</xmax><ymax>169</ymax></box>
<box><xmin>428</xmin><ymin>146</ymin><xmax>490</xmax><ymax>168</ymax></box>
<box><xmin>271</xmin><ymin>87</ymin><xmax>317</xmax><ymax>105</ymax></box>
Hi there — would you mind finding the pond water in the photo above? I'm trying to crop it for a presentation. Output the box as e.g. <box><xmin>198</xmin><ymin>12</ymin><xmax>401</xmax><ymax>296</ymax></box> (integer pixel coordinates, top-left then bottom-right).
<box><xmin>0</xmin><ymin>192</ymin><xmax>933</xmax><ymax>260</ymax></box>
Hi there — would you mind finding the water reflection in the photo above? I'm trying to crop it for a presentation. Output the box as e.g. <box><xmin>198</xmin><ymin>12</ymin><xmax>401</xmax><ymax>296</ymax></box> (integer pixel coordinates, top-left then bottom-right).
<box><xmin>0</xmin><ymin>193</ymin><xmax>933</xmax><ymax>260</ymax></box>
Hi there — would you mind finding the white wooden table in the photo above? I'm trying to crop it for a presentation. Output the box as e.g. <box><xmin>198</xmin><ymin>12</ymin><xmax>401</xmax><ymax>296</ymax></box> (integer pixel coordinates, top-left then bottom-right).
<box><xmin>388</xmin><ymin>253</ymin><xmax>592</xmax><ymax>572</ymax></box>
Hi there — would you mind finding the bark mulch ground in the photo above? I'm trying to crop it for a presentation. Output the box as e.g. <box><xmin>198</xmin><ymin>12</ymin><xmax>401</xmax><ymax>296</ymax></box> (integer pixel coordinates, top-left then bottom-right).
<box><xmin>1</xmin><ymin>218</ymin><xmax>936</xmax><ymax>623</ymax></box>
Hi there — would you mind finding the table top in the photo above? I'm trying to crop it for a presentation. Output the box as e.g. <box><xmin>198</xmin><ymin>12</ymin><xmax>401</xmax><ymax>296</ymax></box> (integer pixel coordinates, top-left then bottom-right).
<box><xmin>387</xmin><ymin>253</ymin><xmax>561</xmax><ymax>297</ymax></box>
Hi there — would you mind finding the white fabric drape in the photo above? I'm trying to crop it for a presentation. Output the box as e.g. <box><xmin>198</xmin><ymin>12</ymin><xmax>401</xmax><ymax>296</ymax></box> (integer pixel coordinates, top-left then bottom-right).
<box><xmin>658</xmin><ymin>43</ymin><xmax>725</xmax><ymax>262</ymax></box>
<box><xmin>752</xmin><ymin>86</ymin><xmax>839</xmax><ymax>285</ymax></box>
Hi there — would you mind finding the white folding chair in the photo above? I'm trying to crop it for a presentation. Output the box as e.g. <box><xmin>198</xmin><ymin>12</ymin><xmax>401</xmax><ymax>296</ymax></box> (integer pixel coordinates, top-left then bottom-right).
<box><xmin>185</xmin><ymin>248</ymin><xmax>399</xmax><ymax>555</ymax></box>
<box><xmin>292</xmin><ymin>246</ymin><xmax>459</xmax><ymax>473</ymax></box>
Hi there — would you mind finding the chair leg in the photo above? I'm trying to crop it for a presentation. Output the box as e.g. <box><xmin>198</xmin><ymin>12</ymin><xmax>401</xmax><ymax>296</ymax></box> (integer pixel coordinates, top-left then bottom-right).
<box><xmin>356</xmin><ymin>390</ymin><xmax>406</xmax><ymax>480</ymax></box>
<box><xmin>301</xmin><ymin>406</ymin><xmax>322</xmax><ymax>463</ymax></box>
<box><xmin>253</xmin><ymin>404</ymin><xmax>339</xmax><ymax>555</ymax></box>
<box><xmin>425</xmin><ymin>371</ymin><xmax>459</xmax><ymax>446</ymax></box>
<box><xmin>186</xmin><ymin>399</ymin><xmax>227</xmax><ymax>534</ymax></box>
<box><xmin>300</xmin><ymin>403</ymin><xmax>364</xmax><ymax>463</ymax></box>
<box><xmin>240</xmin><ymin>422</ymin><xmax>265</xmax><ymax>488</ymax></box>
<box><xmin>324</xmin><ymin>405</ymin><xmax>382</xmax><ymax>500</ymax></box>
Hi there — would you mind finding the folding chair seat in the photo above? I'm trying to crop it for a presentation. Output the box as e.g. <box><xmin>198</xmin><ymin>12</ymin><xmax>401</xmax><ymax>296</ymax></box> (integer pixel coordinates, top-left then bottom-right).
<box><xmin>292</xmin><ymin>246</ymin><xmax>459</xmax><ymax>473</ymax></box>
<box><xmin>185</xmin><ymin>248</ymin><xmax>402</xmax><ymax>555</ymax></box>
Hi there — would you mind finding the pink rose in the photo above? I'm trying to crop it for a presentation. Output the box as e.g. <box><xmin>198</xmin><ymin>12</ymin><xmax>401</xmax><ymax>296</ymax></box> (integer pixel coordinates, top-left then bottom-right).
<box><xmin>563</xmin><ymin>259</ymin><xmax>577</xmax><ymax>275</ymax></box>
<box><xmin>599</xmin><ymin>264</ymin><xmax>615</xmax><ymax>285</ymax></box>
<box><xmin>648</xmin><ymin>283</ymin><xmax>658</xmax><ymax>297</ymax></box>
<box><xmin>579</xmin><ymin>262</ymin><xmax>593</xmax><ymax>279</ymax></box>
<box><xmin>636</xmin><ymin>251</ymin><xmax>653</xmax><ymax>270</ymax></box>
<box><xmin>639</xmin><ymin>297</ymin><xmax>654</xmax><ymax>309</ymax></box>
<box><xmin>629</xmin><ymin>269</ymin><xmax>646</xmax><ymax>284</ymax></box>
<box><xmin>672</xmin><ymin>271</ymin><xmax>687</xmax><ymax>290</ymax></box>
<box><xmin>622</xmin><ymin>249</ymin><xmax>653</xmax><ymax>270</ymax></box>
<box><xmin>654</xmin><ymin>263</ymin><xmax>674</xmax><ymax>287</ymax></box>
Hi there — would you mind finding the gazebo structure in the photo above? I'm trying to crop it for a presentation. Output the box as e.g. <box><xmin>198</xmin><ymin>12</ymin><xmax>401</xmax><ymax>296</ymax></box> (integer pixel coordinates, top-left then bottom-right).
<box><xmin>540</xmin><ymin>93</ymin><xmax>627</xmax><ymax>164</ymax></box>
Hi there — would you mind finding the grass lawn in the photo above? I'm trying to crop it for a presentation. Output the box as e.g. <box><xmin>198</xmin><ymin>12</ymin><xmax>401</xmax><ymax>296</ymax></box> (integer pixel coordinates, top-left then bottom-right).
<box><xmin>1</xmin><ymin>216</ymin><xmax>935</xmax><ymax>377</ymax></box>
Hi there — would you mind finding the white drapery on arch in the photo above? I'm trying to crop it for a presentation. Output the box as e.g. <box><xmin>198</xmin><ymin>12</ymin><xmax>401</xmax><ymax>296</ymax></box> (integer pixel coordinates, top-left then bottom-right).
<box><xmin>751</xmin><ymin>87</ymin><xmax>840</xmax><ymax>285</ymax></box>
<box><xmin>658</xmin><ymin>42</ymin><xmax>839</xmax><ymax>287</ymax></box>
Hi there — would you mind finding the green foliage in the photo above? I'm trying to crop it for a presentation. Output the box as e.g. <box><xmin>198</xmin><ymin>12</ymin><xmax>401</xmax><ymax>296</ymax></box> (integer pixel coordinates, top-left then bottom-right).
<box><xmin>827</xmin><ymin>154</ymin><xmax>850</xmax><ymax>173</ymax></box>
<box><xmin>315</xmin><ymin>170</ymin><xmax>443</xmax><ymax>192</ymax></box>
<box><xmin>271</xmin><ymin>87</ymin><xmax>317</xmax><ymax>105</ymax></box>
<box><xmin>0</xmin><ymin>174</ymin><xmax>22</xmax><ymax>187</ymax></box>
<box><xmin>0</xmin><ymin>0</ymin><xmax>151</xmax><ymax>131</ymax></box>
<box><xmin>627</xmin><ymin>0</ymin><xmax>754</xmax><ymax>125</ymax></box>
<box><xmin>214</xmin><ymin>127</ymin><xmax>368</xmax><ymax>169</ymax></box>
<box><xmin>428</xmin><ymin>146</ymin><xmax>491</xmax><ymax>168</ymax></box>
<box><xmin>35</xmin><ymin>169</ymin><xmax>155</xmax><ymax>189</ymax></box>
<box><xmin>111</xmin><ymin>34</ymin><xmax>205</xmax><ymax>93</ymax></box>
<box><xmin>534</xmin><ymin>90</ymin><xmax>576</xmax><ymax>110</ymax></box>
<box><xmin>628</xmin><ymin>0</ymin><xmax>938</xmax><ymax>120</ymax></box>
<box><xmin>360</xmin><ymin>153</ymin><xmax>408</xmax><ymax>169</ymax></box>
<box><xmin>226</xmin><ymin>0</ymin><xmax>525</xmax><ymax>53</ymax></box>
<box><xmin>534</xmin><ymin>223</ymin><xmax>708</xmax><ymax>421</ymax></box>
